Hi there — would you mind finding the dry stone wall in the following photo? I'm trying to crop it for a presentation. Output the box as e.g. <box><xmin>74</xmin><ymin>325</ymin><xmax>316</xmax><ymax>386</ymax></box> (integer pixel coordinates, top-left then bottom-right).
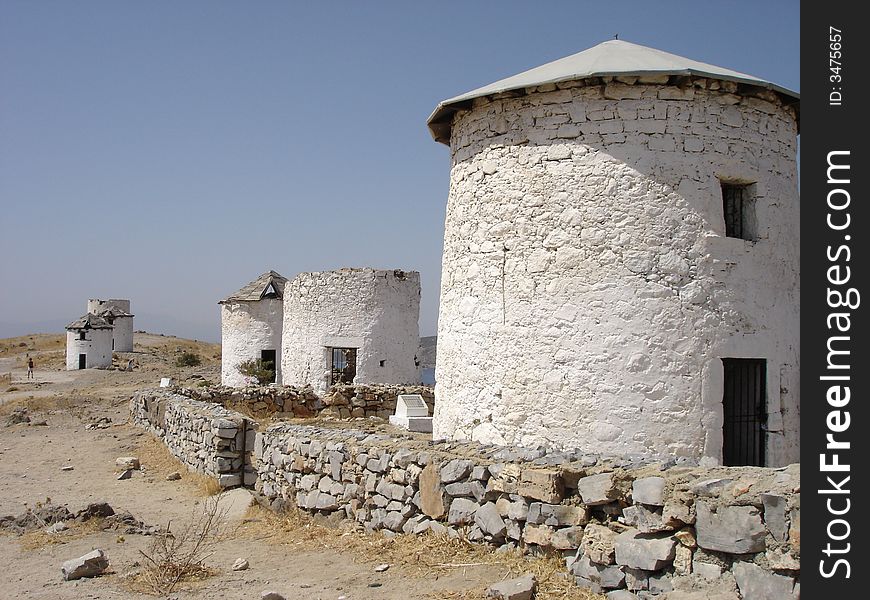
<box><xmin>436</xmin><ymin>77</ymin><xmax>800</xmax><ymax>465</ymax></box>
<box><xmin>254</xmin><ymin>424</ymin><xmax>799</xmax><ymax>599</ymax></box>
<box><xmin>130</xmin><ymin>389</ymin><xmax>257</xmax><ymax>487</ymax></box>
<box><xmin>170</xmin><ymin>383</ymin><xmax>434</xmax><ymax>420</ymax></box>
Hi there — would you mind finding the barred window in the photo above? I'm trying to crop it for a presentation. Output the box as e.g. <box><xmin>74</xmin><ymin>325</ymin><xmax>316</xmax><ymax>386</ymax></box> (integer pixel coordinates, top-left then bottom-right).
<box><xmin>722</xmin><ymin>182</ymin><xmax>757</xmax><ymax>241</ymax></box>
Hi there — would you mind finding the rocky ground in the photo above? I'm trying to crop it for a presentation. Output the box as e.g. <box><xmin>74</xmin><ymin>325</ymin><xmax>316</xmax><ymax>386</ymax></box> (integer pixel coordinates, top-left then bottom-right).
<box><xmin>0</xmin><ymin>333</ymin><xmax>588</xmax><ymax>600</ymax></box>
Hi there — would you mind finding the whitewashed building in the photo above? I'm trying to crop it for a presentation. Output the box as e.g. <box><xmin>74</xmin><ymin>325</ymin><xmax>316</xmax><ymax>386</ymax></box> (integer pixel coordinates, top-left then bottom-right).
<box><xmin>65</xmin><ymin>313</ymin><xmax>114</xmax><ymax>370</ymax></box>
<box><xmin>427</xmin><ymin>40</ymin><xmax>800</xmax><ymax>466</ymax></box>
<box><xmin>87</xmin><ymin>299</ymin><xmax>134</xmax><ymax>352</ymax></box>
<box><xmin>281</xmin><ymin>268</ymin><xmax>421</xmax><ymax>394</ymax></box>
<box><xmin>219</xmin><ymin>271</ymin><xmax>288</xmax><ymax>387</ymax></box>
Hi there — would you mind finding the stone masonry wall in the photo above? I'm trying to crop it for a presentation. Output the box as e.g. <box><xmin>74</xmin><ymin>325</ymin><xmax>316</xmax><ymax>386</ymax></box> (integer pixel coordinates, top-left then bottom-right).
<box><xmin>435</xmin><ymin>77</ymin><xmax>800</xmax><ymax>465</ymax></box>
<box><xmin>169</xmin><ymin>383</ymin><xmax>434</xmax><ymax>420</ymax></box>
<box><xmin>254</xmin><ymin>424</ymin><xmax>799</xmax><ymax>599</ymax></box>
<box><xmin>130</xmin><ymin>389</ymin><xmax>257</xmax><ymax>487</ymax></box>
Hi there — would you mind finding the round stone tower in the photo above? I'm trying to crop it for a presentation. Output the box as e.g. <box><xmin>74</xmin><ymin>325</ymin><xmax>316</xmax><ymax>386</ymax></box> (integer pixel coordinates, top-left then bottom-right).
<box><xmin>281</xmin><ymin>268</ymin><xmax>421</xmax><ymax>394</ymax></box>
<box><xmin>427</xmin><ymin>40</ymin><xmax>800</xmax><ymax>466</ymax></box>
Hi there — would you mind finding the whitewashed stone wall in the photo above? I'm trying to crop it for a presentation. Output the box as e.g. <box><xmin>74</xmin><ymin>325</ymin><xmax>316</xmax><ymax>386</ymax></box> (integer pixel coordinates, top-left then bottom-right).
<box><xmin>109</xmin><ymin>315</ymin><xmax>134</xmax><ymax>352</ymax></box>
<box><xmin>65</xmin><ymin>328</ymin><xmax>113</xmax><ymax>370</ymax></box>
<box><xmin>221</xmin><ymin>299</ymin><xmax>284</xmax><ymax>387</ymax></box>
<box><xmin>281</xmin><ymin>269</ymin><xmax>422</xmax><ymax>394</ymax></box>
<box><xmin>435</xmin><ymin>79</ymin><xmax>800</xmax><ymax>465</ymax></box>
<box><xmin>87</xmin><ymin>299</ymin><xmax>134</xmax><ymax>351</ymax></box>
<box><xmin>254</xmin><ymin>423</ymin><xmax>800</xmax><ymax>599</ymax></box>
<box><xmin>130</xmin><ymin>389</ymin><xmax>257</xmax><ymax>487</ymax></box>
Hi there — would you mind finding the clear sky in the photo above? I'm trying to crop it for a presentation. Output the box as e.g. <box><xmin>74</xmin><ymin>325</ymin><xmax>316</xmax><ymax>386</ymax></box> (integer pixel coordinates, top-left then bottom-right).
<box><xmin>0</xmin><ymin>1</ymin><xmax>799</xmax><ymax>342</ymax></box>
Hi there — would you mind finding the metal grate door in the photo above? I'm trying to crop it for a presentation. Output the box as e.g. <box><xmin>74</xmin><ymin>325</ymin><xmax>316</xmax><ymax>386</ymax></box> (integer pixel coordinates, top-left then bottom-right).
<box><xmin>722</xmin><ymin>358</ymin><xmax>767</xmax><ymax>466</ymax></box>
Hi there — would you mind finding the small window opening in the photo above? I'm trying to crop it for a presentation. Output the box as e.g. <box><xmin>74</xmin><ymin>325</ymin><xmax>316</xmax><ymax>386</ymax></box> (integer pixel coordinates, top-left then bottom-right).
<box><xmin>329</xmin><ymin>347</ymin><xmax>357</xmax><ymax>385</ymax></box>
<box><xmin>379</xmin><ymin>360</ymin><xmax>386</xmax><ymax>367</ymax></box>
<box><xmin>722</xmin><ymin>182</ymin><xmax>757</xmax><ymax>241</ymax></box>
<box><xmin>79</xmin><ymin>331</ymin><xmax>86</xmax><ymax>340</ymax></box>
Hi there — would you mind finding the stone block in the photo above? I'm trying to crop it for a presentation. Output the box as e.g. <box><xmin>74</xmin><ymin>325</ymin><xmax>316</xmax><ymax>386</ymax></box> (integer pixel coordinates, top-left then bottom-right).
<box><xmin>61</xmin><ymin>549</ymin><xmax>109</xmax><ymax>581</ymax></box>
<box><xmin>624</xmin><ymin>568</ymin><xmax>648</xmax><ymax>591</ymax></box>
<box><xmin>577</xmin><ymin>472</ymin><xmax>618</xmax><ymax>505</ymax></box>
<box><xmin>761</xmin><ymin>494</ymin><xmax>788</xmax><ymax>543</ymax></box>
<box><xmin>614</xmin><ymin>529</ymin><xmax>677</xmax><ymax>571</ymax></box>
<box><xmin>219</xmin><ymin>474</ymin><xmax>241</xmax><ymax>487</ymax></box>
<box><xmin>314</xmin><ymin>493</ymin><xmax>338</xmax><ymax>511</ymax></box>
<box><xmin>551</xmin><ymin>525</ymin><xmax>584</xmax><ymax>550</ymax></box>
<box><xmin>571</xmin><ymin>555</ymin><xmax>626</xmax><ymax>590</ymax></box>
<box><xmin>695</xmin><ymin>501</ymin><xmax>766</xmax><ymax>554</ymax></box>
<box><xmin>649</xmin><ymin>572</ymin><xmax>673</xmax><ymax>594</ymax></box>
<box><xmin>419</xmin><ymin>463</ymin><xmax>447</xmax><ymax>519</ymax></box>
<box><xmin>732</xmin><ymin>561</ymin><xmax>795</xmax><ymax>600</ymax></box>
<box><xmin>445</xmin><ymin>481</ymin><xmax>486</xmax><ymax>501</ymax></box>
<box><xmin>526</xmin><ymin>502</ymin><xmax>587</xmax><ymax>526</ymax></box>
<box><xmin>622</xmin><ymin>504</ymin><xmax>670</xmax><ymax>533</ymax></box>
<box><xmin>518</xmin><ymin>468</ymin><xmax>564</xmax><ymax>503</ymax></box>
<box><xmin>475</xmin><ymin>502</ymin><xmax>507</xmax><ymax>537</ymax></box>
<box><xmin>581</xmin><ymin>523</ymin><xmax>618</xmax><ymax>565</ymax></box>
<box><xmin>673</xmin><ymin>544</ymin><xmax>692</xmax><ymax>575</ymax></box>
<box><xmin>447</xmin><ymin>497</ymin><xmax>478</xmax><ymax>525</ymax></box>
<box><xmin>382</xmin><ymin>511</ymin><xmax>407</xmax><ymax>532</ymax></box>
<box><xmin>632</xmin><ymin>477</ymin><xmax>666</xmax><ymax>506</ymax></box>
<box><xmin>692</xmin><ymin>561</ymin><xmax>724</xmax><ymax>580</ymax></box>
<box><xmin>441</xmin><ymin>459</ymin><xmax>474</xmax><ymax>483</ymax></box>
<box><xmin>486</xmin><ymin>574</ymin><xmax>537</xmax><ymax>600</ymax></box>
<box><xmin>522</xmin><ymin>524</ymin><xmax>553</xmax><ymax>546</ymax></box>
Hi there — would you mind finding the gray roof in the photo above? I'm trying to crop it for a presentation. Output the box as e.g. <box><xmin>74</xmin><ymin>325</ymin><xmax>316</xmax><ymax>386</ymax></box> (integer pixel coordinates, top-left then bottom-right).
<box><xmin>96</xmin><ymin>306</ymin><xmax>134</xmax><ymax>318</ymax></box>
<box><xmin>66</xmin><ymin>313</ymin><xmax>113</xmax><ymax>330</ymax></box>
<box><xmin>428</xmin><ymin>40</ymin><xmax>800</xmax><ymax>143</ymax></box>
<box><xmin>220</xmin><ymin>270</ymin><xmax>289</xmax><ymax>303</ymax></box>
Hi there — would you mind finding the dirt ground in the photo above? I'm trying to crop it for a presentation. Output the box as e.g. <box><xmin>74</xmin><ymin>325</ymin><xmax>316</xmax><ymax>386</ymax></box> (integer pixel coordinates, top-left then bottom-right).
<box><xmin>0</xmin><ymin>333</ymin><xmax>595</xmax><ymax>600</ymax></box>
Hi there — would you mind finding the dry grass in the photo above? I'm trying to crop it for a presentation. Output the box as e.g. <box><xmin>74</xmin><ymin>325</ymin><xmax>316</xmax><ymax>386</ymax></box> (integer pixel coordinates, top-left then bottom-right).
<box><xmin>241</xmin><ymin>505</ymin><xmax>602</xmax><ymax>600</ymax></box>
<box><xmin>136</xmin><ymin>433</ymin><xmax>223</xmax><ymax>496</ymax></box>
<box><xmin>0</xmin><ymin>394</ymin><xmax>90</xmax><ymax>417</ymax></box>
<box><xmin>0</xmin><ymin>334</ymin><xmax>65</xmax><ymax>356</ymax></box>
<box><xmin>18</xmin><ymin>517</ymin><xmax>107</xmax><ymax>550</ymax></box>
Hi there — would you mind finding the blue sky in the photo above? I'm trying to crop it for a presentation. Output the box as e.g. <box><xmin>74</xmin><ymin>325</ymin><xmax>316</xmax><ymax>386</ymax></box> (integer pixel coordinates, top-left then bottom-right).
<box><xmin>0</xmin><ymin>1</ymin><xmax>799</xmax><ymax>341</ymax></box>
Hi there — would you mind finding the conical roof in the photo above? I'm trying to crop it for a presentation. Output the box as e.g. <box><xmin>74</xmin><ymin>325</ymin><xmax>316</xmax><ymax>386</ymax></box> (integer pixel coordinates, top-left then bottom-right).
<box><xmin>220</xmin><ymin>270</ymin><xmax>289</xmax><ymax>303</ymax></box>
<box><xmin>66</xmin><ymin>313</ymin><xmax>113</xmax><ymax>330</ymax></box>
<box><xmin>427</xmin><ymin>40</ymin><xmax>799</xmax><ymax>143</ymax></box>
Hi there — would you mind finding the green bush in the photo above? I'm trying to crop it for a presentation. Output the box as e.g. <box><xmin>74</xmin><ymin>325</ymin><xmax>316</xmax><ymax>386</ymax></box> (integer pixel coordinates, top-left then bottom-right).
<box><xmin>237</xmin><ymin>359</ymin><xmax>275</xmax><ymax>385</ymax></box>
<box><xmin>175</xmin><ymin>352</ymin><xmax>201</xmax><ymax>367</ymax></box>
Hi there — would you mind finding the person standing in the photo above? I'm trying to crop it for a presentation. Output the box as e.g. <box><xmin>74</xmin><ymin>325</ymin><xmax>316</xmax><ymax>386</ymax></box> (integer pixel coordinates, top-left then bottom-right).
<box><xmin>27</xmin><ymin>357</ymin><xmax>34</xmax><ymax>379</ymax></box>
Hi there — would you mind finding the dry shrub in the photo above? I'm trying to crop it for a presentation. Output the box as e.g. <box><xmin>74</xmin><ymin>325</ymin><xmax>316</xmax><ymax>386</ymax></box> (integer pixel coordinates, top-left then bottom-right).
<box><xmin>136</xmin><ymin>433</ymin><xmax>223</xmax><ymax>497</ymax></box>
<box><xmin>134</xmin><ymin>492</ymin><xmax>227</xmax><ymax>594</ymax></box>
<box><xmin>241</xmin><ymin>505</ymin><xmax>602</xmax><ymax>600</ymax></box>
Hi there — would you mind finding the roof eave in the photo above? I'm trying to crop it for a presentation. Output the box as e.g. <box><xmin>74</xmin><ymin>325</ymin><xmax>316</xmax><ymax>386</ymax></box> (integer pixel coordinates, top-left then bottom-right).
<box><xmin>427</xmin><ymin>69</ymin><xmax>800</xmax><ymax>144</ymax></box>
